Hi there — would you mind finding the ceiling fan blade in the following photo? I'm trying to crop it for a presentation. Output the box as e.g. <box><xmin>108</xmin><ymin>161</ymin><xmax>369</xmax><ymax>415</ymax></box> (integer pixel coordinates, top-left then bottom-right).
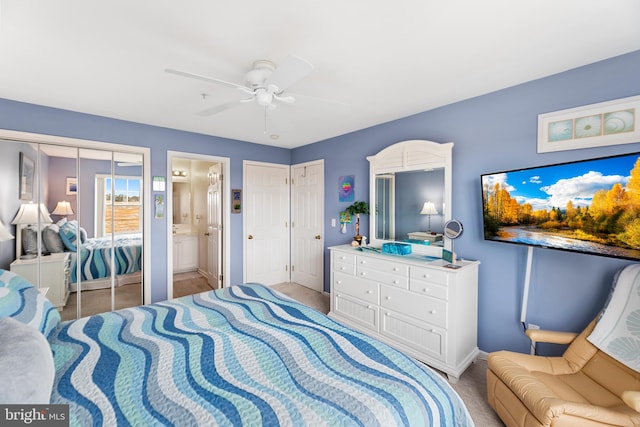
<box><xmin>272</xmin><ymin>92</ymin><xmax>295</xmax><ymax>104</ymax></box>
<box><xmin>196</xmin><ymin>98</ymin><xmax>252</xmax><ymax>116</ymax></box>
<box><xmin>287</xmin><ymin>92</ymin><xmax>351</xmax><ymax>114</ymax></box>
<box><xmin>165</xmin><ymin>68</ymin><xmax>247</xmax><ymax>91</ymax></box>
<box><xmin>265</xmin><ymin>55</ymin><xmax>314</xmax><ymax>91</ymax></box>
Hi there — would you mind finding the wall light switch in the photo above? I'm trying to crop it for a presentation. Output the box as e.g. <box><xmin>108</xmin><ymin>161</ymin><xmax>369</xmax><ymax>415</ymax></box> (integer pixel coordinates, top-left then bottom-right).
<box><xmin>331</xmin><ymin>218</ymin><xmax>336</xmax><ymax>227</ymax></box>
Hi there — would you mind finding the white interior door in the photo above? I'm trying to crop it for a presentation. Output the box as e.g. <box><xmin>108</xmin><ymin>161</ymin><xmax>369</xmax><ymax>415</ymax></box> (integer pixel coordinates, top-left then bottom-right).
<box><xmin>207</xmin><ymin>164</ymin><xmax>222</xmax><ymax>289</ymax></box>
<box><xmin>291</xmin><ymin>160</ymin><xmax>324</xmax><ymax>291</ymax></box>
<box><xmin>244</xmin><ymin>161</ymin><xmax>290</xmax><ymax>285</ymax></box>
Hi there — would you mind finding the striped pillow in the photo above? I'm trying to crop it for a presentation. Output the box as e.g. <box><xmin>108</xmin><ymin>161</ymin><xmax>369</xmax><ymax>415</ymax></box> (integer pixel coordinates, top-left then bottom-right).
<box><xmin>0</xmin><ymin>269</ymin><xmax>60</xmax><ymax>337</ymax></box>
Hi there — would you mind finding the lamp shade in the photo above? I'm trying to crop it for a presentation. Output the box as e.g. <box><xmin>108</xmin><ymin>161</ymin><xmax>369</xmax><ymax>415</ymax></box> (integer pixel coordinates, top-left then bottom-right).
<box><xmin>0</xmin><ymin>221</ymin><xmax>14</xmax><ymax>242</ymax></box>
<box><xmin>420</xmin><ymin>201</ymin><xmax>438</xmax><ymax>215</ymax></box>
<box><xmin>52</xmin><ymin>200</ymin><xmax>74</xmax><ymax>216</ymax></box>
<box><xmin>11</xmin><ymin>203</ymin><xmax>53</xmax><ymax>225</ymax></box>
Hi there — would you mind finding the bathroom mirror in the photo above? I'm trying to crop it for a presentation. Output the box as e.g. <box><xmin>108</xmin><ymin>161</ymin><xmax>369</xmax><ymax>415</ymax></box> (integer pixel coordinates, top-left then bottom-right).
<box><xmin>368</xmin><ymin>140</ymin><xmax>453</xmax><ymax>255</ymax></box>
<box><xmin>173</xmin><ymin>182</ymin><xmax>191</xmax><ymax>224</ymax></box>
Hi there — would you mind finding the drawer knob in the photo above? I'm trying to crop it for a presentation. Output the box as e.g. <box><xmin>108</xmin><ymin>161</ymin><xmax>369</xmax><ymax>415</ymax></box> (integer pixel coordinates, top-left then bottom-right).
<box><xmin>431</xmin><ymin>329</ymin><xmax>436</xmax><ymax>333</ymax></box>
<box><xmin>430</xmin><ymin>310</ymin><xmax>437</xmax><ymax>314</ymax></box>
<box><xmin>386</xmin><ymin>312</ymin><xmax>391</xmax><ymax>316</ymax></box>
<box><xmin>423</xmin><ymin>274</ymin><xmax>429</xmax><ymax>278</ymax></box>
<box><xmin>385</xmin><ymin>296</ymin><xmax>391</xmax><ymax>300</ymax></box>
<box><xmin>367</xmin><ymin>305</ymin><xmax>372</xmax><ymax>309</ymax></box>
<box><xmin>393</xmin><ymin>267</ymin><xmax>399</xmax><ymax>271</ymax></box>
<box><xmin>360</xmin><ymin>272</ymin><xmax>366</xmax><ymax>276</ymax></box>
<box><xmin>337</xmin><ymin>280</ymin><xmax>342</xmax><ymax>284</ymax></box>
<box><xmin>366</xmin><ymin>290</ymin><xmax>372</xmax><ymax>294</ymax></box>
<box><xmin>423</xmin><ymin>288</ymin><xmax>429</xmax><ymax>292</ymax></box>
<box><xmin>393</xmin><ymin>280</ymin><xmax>399</xmax><ymax>284</ymax></box>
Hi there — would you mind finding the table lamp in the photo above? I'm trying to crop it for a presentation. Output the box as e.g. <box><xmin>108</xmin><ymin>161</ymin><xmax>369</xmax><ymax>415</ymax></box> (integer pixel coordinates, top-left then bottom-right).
<box><xmin>52</xmin><ymin>200</ymin><xmax>74</xmax><ymax>217</ymax></box>
<box><xmin>420</xmin><ymin>201</ymin><xmax>438</xmax><ymax>233</ymax></box>
<box><xmin>11</xmin><ymin>203</ymin><xmax>52</xmax><ymax>259</ymax></box>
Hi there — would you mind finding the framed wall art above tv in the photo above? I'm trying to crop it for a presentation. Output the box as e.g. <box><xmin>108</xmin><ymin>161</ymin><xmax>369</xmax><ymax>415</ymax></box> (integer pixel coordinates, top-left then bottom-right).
<box><xmin>538</xmin><ymin>95</ymin><xmax>640</xmax><ymax>153</ymax></box>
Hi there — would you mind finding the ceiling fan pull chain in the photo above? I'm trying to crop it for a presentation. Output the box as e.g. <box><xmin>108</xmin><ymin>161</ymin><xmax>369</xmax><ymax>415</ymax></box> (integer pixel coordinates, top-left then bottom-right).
<box><xmin>263</xmin><ymin>107</ymin><xmax>267</xmax><ymax>134</ymax></box>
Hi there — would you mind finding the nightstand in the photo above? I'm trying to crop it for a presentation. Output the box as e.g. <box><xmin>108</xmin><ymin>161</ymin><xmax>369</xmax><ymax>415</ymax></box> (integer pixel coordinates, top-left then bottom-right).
<box><xmin>10</xmin><ymin>252</ymin><xmax>71</xmax><ymax>309</ymax></box>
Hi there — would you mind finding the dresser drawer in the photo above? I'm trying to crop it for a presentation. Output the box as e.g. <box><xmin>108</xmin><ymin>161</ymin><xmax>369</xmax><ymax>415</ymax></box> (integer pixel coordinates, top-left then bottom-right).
<box><xmin>333</xmin><ymin>293</ymin><xmax>378</xmax><ymax>332</ymax></box>
<box><xmin>356</xmin><ymin>266</ymin><xmax>407</xmax><ymax>289</ymax></box>
<box><xmin>333</xmin><ymin>271</ymin><xmax>378</xmax><ymax>304</ymax></box>
<box><xmin>381</xmin><ymin>311</ymin><xmax>446</xmax><ymax>362</ymax></box>
<box><xmin>334</xmin><ymin>260</ymin><xmax>355</xmax><ymax>275</ymax></box>
<box><xmin>409</xmin><ymin>280</ymin><xmax>448</xmax><ymax>301</ymax></box>
<box><xmin>410</xmin><ymin>266</ymin><xmax>449</xmax><ymax>286</ymax></box>
<box><xmin>380</xmin><ymin>285</ymin><xmax>447</xmax><ymax>328</ymax></box>
<box><xmin>333</xmin><ymin>251</ymin><xmax>356</xmax><ymax>265</ymax></box>
<box><xmin>356</xmin><ymin>256</ymin><xmax>408</xmax><ymax>276</ymax></box>
<box><xmin>356</xmin><ymin>256</ymin><xmax>408</xmax><ymax>288</ymax></box>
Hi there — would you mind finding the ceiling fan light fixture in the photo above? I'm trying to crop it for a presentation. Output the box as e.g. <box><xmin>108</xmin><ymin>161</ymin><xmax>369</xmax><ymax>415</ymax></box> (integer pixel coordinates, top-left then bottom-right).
<box><xmin>255</xmin><ymin>89</ymin><xmax>273</xmax><ymax>107</ymax></box>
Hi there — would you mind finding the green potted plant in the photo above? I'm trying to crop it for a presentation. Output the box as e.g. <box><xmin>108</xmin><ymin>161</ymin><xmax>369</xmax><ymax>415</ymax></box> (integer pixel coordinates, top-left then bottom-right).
<box><xmin>346</xmin><ymin>201</ymin><xmax>369</xmax><ymax>244</ymax></box>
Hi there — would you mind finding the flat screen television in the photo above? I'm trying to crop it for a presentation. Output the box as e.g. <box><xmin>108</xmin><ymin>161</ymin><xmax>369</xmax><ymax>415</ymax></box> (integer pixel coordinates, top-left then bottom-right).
<box><xmin>481</xmin><ymin>152</ymin><xmax>640</xmax><ymax>261</ymax></box>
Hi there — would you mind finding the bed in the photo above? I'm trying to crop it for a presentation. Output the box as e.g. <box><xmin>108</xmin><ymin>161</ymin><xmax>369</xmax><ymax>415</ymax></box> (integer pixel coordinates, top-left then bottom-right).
<box><xmin>69</xmin><ymin>233</ymin><xmax>142</xmax><ymax>291</ymax></box>
<box><xmin>41</xmin><ymin>219</ymin><xmax>142</xmax><ymax>291</ymax></box>
<box><xmin>0</xmin><ymin>270</ymin><xmax>474</xmax><ymax>426</ymax></box>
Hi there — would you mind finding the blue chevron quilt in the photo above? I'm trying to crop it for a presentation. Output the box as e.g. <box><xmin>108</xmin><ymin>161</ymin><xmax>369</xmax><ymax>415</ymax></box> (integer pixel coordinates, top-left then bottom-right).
<box><xmin>49</xmin><ymin>284</ymin><xmax>473</xmax><ymax>426</ymax></box>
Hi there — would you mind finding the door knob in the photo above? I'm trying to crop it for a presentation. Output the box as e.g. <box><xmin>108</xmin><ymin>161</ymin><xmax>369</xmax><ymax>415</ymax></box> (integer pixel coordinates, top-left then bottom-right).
<box><xmin>315</xmin><ymin>235</ymin><xmax>321</xmax><ymax>240</ymax></box>
<box><xmin>248</xmin><ymin>235</ymin><xmax>254</xmax><ymax>240</ymax></box>
<box><xmin>204</xmin><ymin>232</ymin><xmax>210</xmax><ymax>236</ymax></box>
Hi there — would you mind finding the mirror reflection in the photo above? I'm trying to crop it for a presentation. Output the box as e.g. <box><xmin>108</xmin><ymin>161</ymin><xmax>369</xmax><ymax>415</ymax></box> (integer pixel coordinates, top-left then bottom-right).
<box><xmin>368</xmin><ymin>139</ymin><xmax>453</xmax><ymax>253</ymax></box>
<box><xmin>173</xmin><ymin>182</ymin><xmax>191</xmax><ymax>225</ymax></box>
<box><xmin>375</xmin><ymin>169</ymin><xmax>444</xmax><ymax>244</ymax></box>
<box><xmin>2</xmin><ymin>141</ymin><xmax>144</xmax><ymax>322</ymax></box>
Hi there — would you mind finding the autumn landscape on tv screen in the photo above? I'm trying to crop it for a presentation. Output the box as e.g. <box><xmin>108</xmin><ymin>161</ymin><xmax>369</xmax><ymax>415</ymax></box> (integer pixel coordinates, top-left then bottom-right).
<box><xmin>482</xmin><ymin>153</ymin><xmax>640</xmax><ymax>260</ymax></box>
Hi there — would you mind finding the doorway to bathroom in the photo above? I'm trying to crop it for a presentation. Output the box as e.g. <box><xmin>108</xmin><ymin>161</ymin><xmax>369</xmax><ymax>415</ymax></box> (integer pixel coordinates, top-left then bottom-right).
<box><xmin>167</xmin><ymin>151</ymin><xmax>230</xmax><ymax>299</ymax></box>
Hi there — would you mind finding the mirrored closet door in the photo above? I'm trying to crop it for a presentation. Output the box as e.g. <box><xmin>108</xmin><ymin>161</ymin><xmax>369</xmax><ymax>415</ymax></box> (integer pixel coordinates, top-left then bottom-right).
<box><xmin>4</xmin><ymin>140</ymin><xmax>144</xmax><ymax>321</ymax></box>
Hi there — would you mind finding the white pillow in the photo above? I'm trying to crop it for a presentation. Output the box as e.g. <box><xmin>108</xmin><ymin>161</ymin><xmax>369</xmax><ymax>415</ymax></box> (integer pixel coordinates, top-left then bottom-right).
<box><xmin>0</xmin><ymin>317</ymin><xmax>55</xmax><ymax>404</ymax></box>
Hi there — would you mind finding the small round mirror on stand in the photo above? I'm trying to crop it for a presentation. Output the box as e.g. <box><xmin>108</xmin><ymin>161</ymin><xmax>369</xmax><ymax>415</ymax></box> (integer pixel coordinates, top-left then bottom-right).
<box><xmin>444</xmin><ymin>219</ymin><xmax>463</xmax><ymax>240</ymax></box>
<box><xmin>443</xmin><ymin>219</ymin><xmax>463</xmax><ymax>265</ymax></box>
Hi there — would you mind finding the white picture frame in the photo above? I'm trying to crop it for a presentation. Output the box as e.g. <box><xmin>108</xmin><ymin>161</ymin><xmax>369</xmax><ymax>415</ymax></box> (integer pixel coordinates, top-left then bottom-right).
<box><xmin>66</xmin><ymin>177</ymin><xmax>77</xmax><ymax>195</ymax></box>
<box><xmin>537</xmin><ymin>95</ymin><xmax>640</xmax><ymax>153</ymax></box>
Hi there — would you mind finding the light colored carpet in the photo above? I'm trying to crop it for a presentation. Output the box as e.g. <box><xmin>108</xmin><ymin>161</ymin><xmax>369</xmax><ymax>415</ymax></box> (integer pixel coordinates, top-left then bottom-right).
<box><xmin>61</xmin><ymin>282</ymin><xmax>142</xmax><ymax>321</ymax></box>
<box><xmin>173</xmin><ymin>271</ymin><xmax>215</xmax><ymax>298</ymax></box>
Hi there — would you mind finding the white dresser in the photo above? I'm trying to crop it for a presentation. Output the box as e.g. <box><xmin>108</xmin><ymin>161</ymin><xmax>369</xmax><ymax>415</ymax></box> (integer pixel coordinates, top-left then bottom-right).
<box><xmin>329</xmin><ymin>244</ymin><xmax>479</xmax><ymax>382</ymax></box>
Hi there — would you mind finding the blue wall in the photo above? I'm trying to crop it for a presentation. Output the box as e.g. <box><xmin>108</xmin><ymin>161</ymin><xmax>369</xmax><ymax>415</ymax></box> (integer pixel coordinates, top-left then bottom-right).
<box><xmin>292</xmin><ymin>49</ymin><xmax>640</xmax><ymax>355</ymax></box>
<box><xmin>1</xmin><ymin>49</ymin><xmax>639</xmax><ymax>355</ymax></box>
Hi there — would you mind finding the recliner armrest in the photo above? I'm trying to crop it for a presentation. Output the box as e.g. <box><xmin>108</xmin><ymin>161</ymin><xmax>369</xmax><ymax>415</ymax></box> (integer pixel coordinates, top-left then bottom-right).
<box><xmin>525</xmin><ymin>329</ymin><xmax>578</xmax><ymax>345</ymax></box>
<box><xmin>622</xmin><ymin>391</ymin><xmax>640</xmax><ymax>413</ymax></box>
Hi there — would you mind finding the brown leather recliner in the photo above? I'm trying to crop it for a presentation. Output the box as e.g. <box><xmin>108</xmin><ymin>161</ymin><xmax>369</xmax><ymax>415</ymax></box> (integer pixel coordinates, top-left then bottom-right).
<box><xmin>487</xmin><ymin>318</ymin><xmax>640</xmax><ymax>427</ymax></box>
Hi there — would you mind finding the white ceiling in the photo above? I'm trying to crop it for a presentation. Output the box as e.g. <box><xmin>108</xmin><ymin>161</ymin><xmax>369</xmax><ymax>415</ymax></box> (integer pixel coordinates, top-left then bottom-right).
<box><xmin>1</xmin><ymin>1</ymin><xmax>639</xmax><ymax>149</ymax></box>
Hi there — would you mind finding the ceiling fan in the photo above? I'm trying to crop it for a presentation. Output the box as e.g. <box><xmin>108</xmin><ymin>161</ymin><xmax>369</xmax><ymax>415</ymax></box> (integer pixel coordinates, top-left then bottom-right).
<box><xmin>166</xmin><ymin>55</ymin><xmax>319</xmax><ymax>117</ymax></box>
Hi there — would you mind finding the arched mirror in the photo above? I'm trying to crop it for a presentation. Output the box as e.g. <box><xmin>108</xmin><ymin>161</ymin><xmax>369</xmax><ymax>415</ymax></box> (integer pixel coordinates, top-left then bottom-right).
<box><xmin>368</xmin><ymin>140</ymin><xmax>453</xmax><ymax>256</ymax></box>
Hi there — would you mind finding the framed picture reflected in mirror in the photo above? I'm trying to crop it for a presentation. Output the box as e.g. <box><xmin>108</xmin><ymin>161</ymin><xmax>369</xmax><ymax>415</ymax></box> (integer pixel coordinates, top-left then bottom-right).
<box><xmin>19</xmin><ymin>152</ymin><xmax>34</xmax><ymax>200</ymax></box>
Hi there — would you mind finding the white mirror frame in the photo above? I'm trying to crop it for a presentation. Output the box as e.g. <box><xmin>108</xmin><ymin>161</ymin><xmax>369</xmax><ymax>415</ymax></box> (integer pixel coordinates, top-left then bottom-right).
<box><xmin>367</xmin><ymin>139</ymin><xmax>454</xmax><ymax>256</ymax></box>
